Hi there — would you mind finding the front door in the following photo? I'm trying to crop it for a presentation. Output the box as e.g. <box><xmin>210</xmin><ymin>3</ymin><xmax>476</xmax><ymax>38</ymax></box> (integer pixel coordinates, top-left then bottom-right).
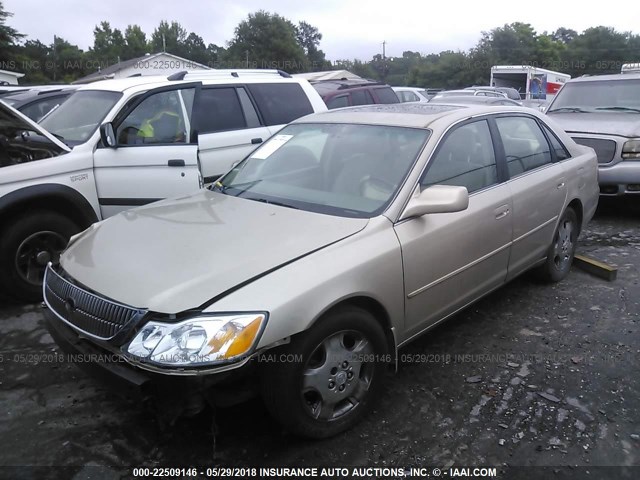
<box><xmin>394</xmin><ymin>119</ymin><xmax>513</xmax><ymax>340</ymax></box>
<box><xmin>93</xmin><ymin>83</ymin><xmax>201</xmax><ymax>218</ymax></box>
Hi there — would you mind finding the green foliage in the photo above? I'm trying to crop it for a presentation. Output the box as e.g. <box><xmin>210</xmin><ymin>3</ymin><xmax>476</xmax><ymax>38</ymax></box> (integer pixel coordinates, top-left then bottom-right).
<box><xmin>0</xmin><ymin>1</ymin><xmax>24</xmax><ymax>64</ymax></box>
<box><xmin>224</xmin><ymin>11</ymin><xmax>307</xmax><ymax>72</ymax></box>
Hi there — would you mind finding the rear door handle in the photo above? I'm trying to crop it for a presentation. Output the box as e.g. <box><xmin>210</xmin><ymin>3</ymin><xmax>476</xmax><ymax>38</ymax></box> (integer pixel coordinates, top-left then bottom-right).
<box><xmin>251</xmin><ymin>138</ymin><xmax>263</xmax><ymax>144</ymax></box>
<box><xmin>168</xmin><ymin>159</ymin><xmax>185</xmax><ymax>167</ymax></box>
<box><xmin>557</xmin><ymin>182</ymin><xmax>566</xmax><ymax>189</ymax></box>
<box><xmin>494</xmin><ymin>205</ymin><xmax>510</xmax><ymax>220</ymax></box>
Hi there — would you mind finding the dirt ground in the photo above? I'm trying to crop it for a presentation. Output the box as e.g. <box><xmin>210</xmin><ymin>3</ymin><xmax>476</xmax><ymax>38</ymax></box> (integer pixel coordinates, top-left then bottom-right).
<box><xmin>0</xmin><ymin>197</ymin><xmax>639</xmax><ymax>479</ymax></box>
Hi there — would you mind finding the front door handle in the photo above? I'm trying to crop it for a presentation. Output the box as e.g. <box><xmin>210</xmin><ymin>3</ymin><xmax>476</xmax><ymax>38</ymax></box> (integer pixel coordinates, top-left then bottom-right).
<box><xmin>251</xmin><ymin>138</ymin><xmax>263</xmax><ymax>145</ymax></box>
<box><xmin>557</xmin><ymin>182</ymin><xmax>566</xmax><ymax>189</ymax></box>
<box><xmin>168</xmin><ymin>159</ymin><xmax>185</xmax><ymax>167</ymax></box>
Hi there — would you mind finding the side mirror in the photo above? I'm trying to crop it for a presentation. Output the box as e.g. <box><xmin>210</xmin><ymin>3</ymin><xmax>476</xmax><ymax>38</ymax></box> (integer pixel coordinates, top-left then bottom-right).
<box><xmin>99</xmin><ymin>122</ymin><xmax>117</xmax><ymax>148</ymax></box>
<box><xmin>399</xmin><ymin>185</ymin><xmax>469</xmax><ymax>221</ymax></box>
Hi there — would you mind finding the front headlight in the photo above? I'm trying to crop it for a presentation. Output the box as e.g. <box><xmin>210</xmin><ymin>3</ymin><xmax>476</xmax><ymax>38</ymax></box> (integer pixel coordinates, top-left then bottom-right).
<box><xmin>126</xmin><ymin>313</ymin><xmax>267</xmax><ymax>367</ymax></box>
<box><xmin>622</xmin><ymin>139</ymin><xmax>640</xmax><ymax>159</ymax></box>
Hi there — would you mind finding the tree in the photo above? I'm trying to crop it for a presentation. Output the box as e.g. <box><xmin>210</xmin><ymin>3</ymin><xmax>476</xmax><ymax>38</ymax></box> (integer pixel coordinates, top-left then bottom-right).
<box><xmin>91</xmin><ymin>21</ymin><xmax>125</xmax><ymax>63</ymax></box>
<box><xmin>124</xmin><ymin>24</ymin><xmax>148</xmax><ymax>59</ymax></box>
<box><xmin>14</xmin><ymin>40</ymin><xmax>50</xmax><ymax>83</ymax></box>
<box><xmin>0</xmin><ymin>1</ymin><xmax>23</xmax><ymax>64</ymax></box>
<box><xmin>552</xmin><ymin>28</ymin><xmax>578</xmax><ymax>45</ymax></box>
<box><xmin>150</xmin><ymin>20</ymin><xmax>188</xmax><ymax>56</ymax></box>
<box><xmin>184</xmin><ymin>32</ymin><xmax>208</xmax><ymax>65</ymax></box>
<box><xmin>562</xmin><ymin>26</ymin><xmax>630</xmax><ymax>76</ymax></box>
<box><xmin>225</xmin><ymin>11</ymin><xmax>307</xmax><ymax>73</ymax></box>
<box><xmin>296</xmin><ymin>21</ymin><xmax>328</xmax><ymax>71</ymax></box>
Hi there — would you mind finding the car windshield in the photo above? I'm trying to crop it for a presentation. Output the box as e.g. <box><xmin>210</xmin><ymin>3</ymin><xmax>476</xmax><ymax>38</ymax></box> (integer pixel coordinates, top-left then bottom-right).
<box><xmin>39</xmin><ymin>90</ymin><xmax>121</xmax><ymax>146</ymax></box>
<box><xmin>549</xmin><ymin>79</ymin><xmax>640</xmax><ymax>113</ymax></box>
<box><xmin>215</xmin><ymin>123</ymin><xmax>430</xmax><ymax>218</ymax></box>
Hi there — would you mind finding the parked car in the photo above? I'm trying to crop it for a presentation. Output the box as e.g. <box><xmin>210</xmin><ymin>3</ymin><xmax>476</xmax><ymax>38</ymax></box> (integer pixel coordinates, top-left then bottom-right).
<box><xmin>465</xmin><ymin>85</ymin><xmax>522</xmax><ymax>101</ymax></box>
<box><xmin>44</xmin><ymin>103</ymin><xmax>599</xmax><ymax>439</ymax></box>
<box><xmin>428</xmin><ymin>95</ymin><xmax>521</xmax><ymax>106</ymax></box>
<box><xmin>521</xmin><ymin>99</ymin><xmax>550</xmax><ymax>112</ymax></box>
<box><xmin>1</xmin><ymin>86</ymin><xmax>78</xmax><ymax>121</ymax></box>
<box><xmin>546</xmin><ymin>72</ymin><xmax>640</xmax><ymax>195</ymax></box>
<box><xmin>310</xmin><ymin>79</ymin><xmax>399</xmax><ymax>109</ymax></box>
<box><xmin>0</xmin><ymin>69</ymin><xmax>327</xmax><ymax>301</ymax></box>
<box><xmin>431</xmin><ymin>89</ymin><xmax>507</xmax><ymax>99</ymax></box>
<box><xmin>393</xmin><ymin>86</ymin><xmax>431</xmax><ymax>103</ymax></box>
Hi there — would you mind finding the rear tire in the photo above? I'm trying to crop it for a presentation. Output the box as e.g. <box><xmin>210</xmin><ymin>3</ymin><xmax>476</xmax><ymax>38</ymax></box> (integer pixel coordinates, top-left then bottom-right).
<box><xmin>0</xmin><ymin>211</ymin><xmax>80</xmax><ymax>303</ymax></box>
<box><xmin>535</xmin><ymin>207</ymin><xmax>578</xmax><ymax>283</ymax></box>
<box><xmin>260</xmin><ymin>305</ymin><xmax>388</xmax><ymax>439</ymax></box>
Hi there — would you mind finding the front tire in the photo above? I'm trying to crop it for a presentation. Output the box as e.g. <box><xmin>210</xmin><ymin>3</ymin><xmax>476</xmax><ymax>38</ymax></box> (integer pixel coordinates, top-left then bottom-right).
<box><xmin>536</xmin><ymin>207</ymin><xmax>578</xmax><ymax>282</ymax></box>
<box><xmin>0</xmin><ymin>211</ymin><xmax>80</xmax><ymax>302</ymax></box>
<box><xmin>260</xmin><ymin>305</ymin><xmax>388</xmax><ymax>439</ymax></box>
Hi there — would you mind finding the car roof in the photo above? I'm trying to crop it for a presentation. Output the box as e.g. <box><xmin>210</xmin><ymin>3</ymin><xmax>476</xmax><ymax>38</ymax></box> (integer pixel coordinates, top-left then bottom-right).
<box><xmin>429</xmin><ymin>96</ymin><xmax>519</xmax><ymax>105</ymax></box>
<box><xmin>567</xmin><ymin>73</ymin><xmax>640</xmax><ymax>83</ymax></box>
<box><xmin>292</xmin><ymin>103</ymin><xmax>533</xmax><ymax>128</ymax></box>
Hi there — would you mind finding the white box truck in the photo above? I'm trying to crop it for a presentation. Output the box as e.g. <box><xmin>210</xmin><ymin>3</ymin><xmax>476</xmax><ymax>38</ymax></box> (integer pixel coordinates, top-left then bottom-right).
<box><xmin>621</xmin><ymin>63</ymin><xmax>640</xmax><ymax>74</ymax></box>
<box><xmin>490</xmin><ymin>65</ymin><xmax>571</xmax><ymax>101</ymax></box>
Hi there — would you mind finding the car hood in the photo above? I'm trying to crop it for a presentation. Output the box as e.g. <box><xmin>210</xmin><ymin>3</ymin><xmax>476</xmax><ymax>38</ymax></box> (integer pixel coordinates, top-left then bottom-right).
<box><xmin>547</xmin><ymin>111</ymin><xmax>640</xmax><ymax>137</ymax></box>
<box><xmin>60</xmin><ymin>190</ymin><xmax>369</xmax><ymax>313</ymax></box>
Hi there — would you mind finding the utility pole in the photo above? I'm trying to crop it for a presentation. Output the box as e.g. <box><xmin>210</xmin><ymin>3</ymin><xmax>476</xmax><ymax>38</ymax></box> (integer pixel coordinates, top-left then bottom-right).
<box><xmin>245</xmin><ymin>50</ymin><xmax>249</xmax><ymax>68</ymax></box>
<box><xmin>162</xmin><ymin>34</ymin><xmax>166</xmax><ymax>53</ymax></box>
<box><xmin>382</xmin><ymin>40</ymin><xmax>386</xmax><ymax>60</ymax></box>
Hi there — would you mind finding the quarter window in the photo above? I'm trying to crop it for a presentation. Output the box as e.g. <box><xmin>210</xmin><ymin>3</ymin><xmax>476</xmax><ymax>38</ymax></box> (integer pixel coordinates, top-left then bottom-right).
<box><xmin>422</xmin><ymin>120</ymin><xmax>498</xmax><ymax>194</ymax></box>
<box><xmin>495</xmin><ymin>116</ymin><xmax>552</xmax><ymax>177</ymax></box>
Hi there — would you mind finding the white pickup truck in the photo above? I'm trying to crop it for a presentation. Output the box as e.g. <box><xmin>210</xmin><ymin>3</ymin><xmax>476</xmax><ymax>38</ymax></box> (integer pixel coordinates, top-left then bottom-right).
<box><xmin>0</xmin><ymin>70</ymin><xmax>327</xmax><ymax>301</ymax></box>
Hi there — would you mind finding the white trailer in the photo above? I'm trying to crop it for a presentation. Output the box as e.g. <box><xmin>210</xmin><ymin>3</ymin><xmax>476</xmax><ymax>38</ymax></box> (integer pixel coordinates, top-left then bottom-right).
<box><xmin>490</xmin><ymin>65</ymin><xmax>571</xmax><ymax>101</ymax></box>
<box><xmin>621</xmin><ymin>63</ymin><xmax>640</xmax><ymax>74</ymax></box>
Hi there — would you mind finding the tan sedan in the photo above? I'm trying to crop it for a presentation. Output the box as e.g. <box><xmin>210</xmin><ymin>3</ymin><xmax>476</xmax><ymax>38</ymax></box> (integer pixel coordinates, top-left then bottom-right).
<box><xmin>44</xmin><ymin>104</ymin><xmax>599</xmax><ymax>438</ymax></box>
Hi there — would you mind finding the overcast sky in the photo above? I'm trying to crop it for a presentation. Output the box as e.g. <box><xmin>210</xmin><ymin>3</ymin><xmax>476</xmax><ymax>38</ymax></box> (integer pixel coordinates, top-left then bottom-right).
<box><xmin>5</xmin><ymin>0</ymin><xmax>640</xmax><ymax>61</ymax></box>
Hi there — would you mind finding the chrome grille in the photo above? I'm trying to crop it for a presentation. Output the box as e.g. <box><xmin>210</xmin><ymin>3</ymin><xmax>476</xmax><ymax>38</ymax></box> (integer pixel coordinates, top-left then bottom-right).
<box><xmin>572</xmin><ymin>137</ymin><xmax>616</xmax><ymax>164</ymax></box>
<box><xmin>44</xmin><ymin>265</ymin><xmax>145</xmax><ymax>340</ymax></box>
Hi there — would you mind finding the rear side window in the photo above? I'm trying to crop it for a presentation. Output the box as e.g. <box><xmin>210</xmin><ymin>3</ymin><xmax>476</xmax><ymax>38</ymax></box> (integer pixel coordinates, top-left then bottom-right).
<box><xmin>247</xmin><ymin>83</ymin><xmax>314</xmax><ymax>125</ymax></box>
<box><xmin>374</xmin><ymin>87</ymin><xmax>400</xmax><ymax>104</ymax></box>
<box><xmin>351</xmin><ymin>89</ymin><xmax>374</xmax><ymax>106</ymax></box>
<box><xmin>496</xmin><ymin>116</ymin><xmax>552</xmax><ymax>178</ymax></box>
<box><xmin>542</xmin><ymin>124</ymin><xmax>571</xmax><ymax>161</ymax></box>
<box><xmin>196</xmin><ymin>88</ymin><xmax>246</xmax><ymax>134</ymax></box>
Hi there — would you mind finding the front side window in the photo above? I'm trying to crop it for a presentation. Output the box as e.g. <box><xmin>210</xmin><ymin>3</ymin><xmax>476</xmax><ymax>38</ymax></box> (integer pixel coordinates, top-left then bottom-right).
<box><xmin>215</xmin><ymin>123</ymin><xmax>429</xmax><ymax>218</ymax></box>
<box><xmin>422</xmin><ymin>120</ymin><xmax>498</xmax><ymax>194</ymax></box>
<box><xmin>327</xmin><ymin>95</ymin><xmax>349</xmax><ymax>109</ymax></box>
<box><xmin>117</xmin><ymin>89</ymin><xmax>193</xmax><ymax>145</ymax></box>
<box><xmin>496</xmin><ymin>116</ymin><xmax>552</xmax><ymax>178</ymax></box>
<box><xmin>39</xmin><ymin>90</ymin><xmax>121</xmax><ymax>146</ymax></box>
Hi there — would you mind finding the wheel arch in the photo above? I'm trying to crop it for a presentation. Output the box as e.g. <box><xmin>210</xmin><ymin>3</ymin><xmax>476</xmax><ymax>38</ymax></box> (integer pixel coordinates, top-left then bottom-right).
<box><xmin>566</xmin><ymin>198</ymin><xmax>583</xmax><ymax>234</ymax></box>
<box><xmin>0</xmin><ymin>184</ymin><xmax>99</xmax><ymax>229</ymax></box>
<box><xmin>305</xmin><ymin>294</ymin><xmax>398</xmax><ymax>367</ymax></box>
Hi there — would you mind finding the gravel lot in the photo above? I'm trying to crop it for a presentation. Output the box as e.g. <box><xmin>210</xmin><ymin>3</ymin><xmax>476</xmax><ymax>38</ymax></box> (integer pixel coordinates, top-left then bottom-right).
<box><xmin>0</xmin><ymin>197</ymin><xmax>638</xmax><ymax>479</ymax></box>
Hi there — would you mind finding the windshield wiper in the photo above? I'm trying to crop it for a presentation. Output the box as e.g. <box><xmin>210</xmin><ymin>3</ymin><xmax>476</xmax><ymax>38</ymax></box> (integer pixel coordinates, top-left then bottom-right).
<box><xmin>211</xmin><ymin>179</ymin><xmax>262</xmax><ymax>197</ymax></box>
<box><xmin>547</xmin><ymin>107</ymin><xmax>589</xmax><ymax>113</ymax></box>
<box><xmin>595</xmin><ymin>106</ymin><xmax>640</xmax><ymax>113</ymax></box>
<box><xmin>252</xmin><ymin>197</ymin><xmax>299</xmax><ymax>210</ymax></box>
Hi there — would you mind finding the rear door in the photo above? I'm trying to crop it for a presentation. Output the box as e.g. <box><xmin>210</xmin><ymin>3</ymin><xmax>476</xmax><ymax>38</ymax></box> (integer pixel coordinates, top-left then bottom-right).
<box><xmin>492</xmin><ymin>114</ymin><xmax>567</xmax><ymax>279</ymax></box>
<box><xmin>195</xmin><ymin>86</ymin><xmax>271</xmax><ymax>183</ymax></box>
<box><xmin>92</xmin><ymin>83</ymin><xmax>201</xmax><ymax>218</ymax></box>
<box><xmin>394</xmin><ymin>119</ymin><xmax>513</xmax><ymax>338</ymax></box>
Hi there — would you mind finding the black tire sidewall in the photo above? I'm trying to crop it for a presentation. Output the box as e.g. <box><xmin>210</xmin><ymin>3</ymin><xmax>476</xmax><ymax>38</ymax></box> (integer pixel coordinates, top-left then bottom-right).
<box><xmin>0</xmin><ymin>211</ymin><xmax>80</xmax><ymax>302</ymax></box>
<box><xmin>260</xmin><ymin>305</ymin><xmax>388</xmax><ymax>439</ymax></box>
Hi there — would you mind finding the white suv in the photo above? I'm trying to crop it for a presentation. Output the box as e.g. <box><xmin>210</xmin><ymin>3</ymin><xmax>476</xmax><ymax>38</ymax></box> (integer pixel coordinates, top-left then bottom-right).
<box><xmin>0</xmin><ymin>70</ymin><xmax>327</xmax><ymax>301</ymax></box>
